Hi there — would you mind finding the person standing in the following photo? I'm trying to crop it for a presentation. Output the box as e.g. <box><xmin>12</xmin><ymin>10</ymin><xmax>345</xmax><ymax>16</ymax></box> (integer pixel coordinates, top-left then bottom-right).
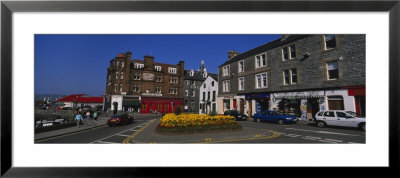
<box><xmin>93</xmin><ymin>111</ymin><xmax>98</xmax><ymax>120</ymax></box>
<box><xmin>86</xmin><ymin>111</ymin><xmax>91</xmax><ymax>120</ymax></box>
<box><xmin>74</xmin><ymin>112</ymin><xmax>83</xmax><ymax>128</ymax></box>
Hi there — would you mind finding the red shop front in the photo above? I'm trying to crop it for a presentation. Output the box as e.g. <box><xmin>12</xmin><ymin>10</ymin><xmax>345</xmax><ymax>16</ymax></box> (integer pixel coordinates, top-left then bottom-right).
<box><xmin>347</xmin><ymin>86</ymin><xmax>366</xmax><ymax>117</ymax></box>
<box><xmin>140</xmin><ymin>96</ymin><xmax>184</xmax><ymax>114</ymax></box>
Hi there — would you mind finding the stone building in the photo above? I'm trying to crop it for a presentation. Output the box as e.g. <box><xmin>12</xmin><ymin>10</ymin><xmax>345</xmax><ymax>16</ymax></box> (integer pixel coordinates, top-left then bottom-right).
<box><xmin>217</xmin><ymin>35</ymin><xmax>366</xmax><ymax>120</ymax></box>
<box><xmin>105</xmin><ymin>51</ymin><xmax>184</xmax><ymax>114</ymax></box>
<box><xmin>183</xmin><ymin>60</ymin><xmax>217</xmax><ymax>113</ymax></box>
<box><xmin>199</xmin><ymin>75</ymin><xmax>218</xmax><ymax>114</ymax></box>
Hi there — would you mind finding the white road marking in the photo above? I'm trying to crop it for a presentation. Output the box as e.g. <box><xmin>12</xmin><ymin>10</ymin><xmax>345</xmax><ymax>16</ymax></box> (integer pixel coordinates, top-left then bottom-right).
<box><xmin>92</xmin><ymin>141</ymin><xmax>120</xmax><ymax>144</ymax></box>
<box><xmin>286</xmin><ymin>128</ymin><xmax>361</xmax><ymax>136</ymax></box>
<box><xmin>323</xmin><ymin>139</ymin><xmax>343</xmax><ymax>143</ymax></box>
<box><xmin>116</xmin><ymin>134</ymin><xmax>131</xmax><ymax>137</ymax></box>
<box><xmin>318</xmin><ymin>140</ymin><xmax>338</xmax><ymax>143</ymax></box>
<box><xmin>286</xmin><ymin>134</ymin><xmax>301</xmax><ymax>137</ymax></box>
<box><xmin>302</xmin><ymin>136</ymin><xmax>322</xmax><ymax>141</ymax></box>
<box><xmin>348</xmin><ymin>142</ymin><xmax>362</xmax><ymax>144</ymax></box>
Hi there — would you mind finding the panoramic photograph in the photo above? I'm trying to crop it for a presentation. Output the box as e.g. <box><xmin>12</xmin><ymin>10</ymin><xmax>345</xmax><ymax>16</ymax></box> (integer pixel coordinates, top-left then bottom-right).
<box><xmin>34</xmin><ymin>34</ymin><xmax>366</xmax><ymax>144</ymax></box>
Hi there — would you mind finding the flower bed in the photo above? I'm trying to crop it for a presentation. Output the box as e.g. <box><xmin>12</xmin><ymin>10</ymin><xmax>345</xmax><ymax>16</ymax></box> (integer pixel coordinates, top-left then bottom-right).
<box><xmin>156</xmin><ymin>113</ymin><xmax>241</xmax><ymax>134</ymax></box>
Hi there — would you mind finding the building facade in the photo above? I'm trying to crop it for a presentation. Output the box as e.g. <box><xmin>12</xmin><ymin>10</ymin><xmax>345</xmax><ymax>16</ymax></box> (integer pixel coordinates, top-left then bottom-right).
<box><xmin>217</xmin><ymin>35</ymin><xmax>366</xmax><ymax>120</ymax></box>
<box><xmin>199</xmin><ymin>75</ymin><xmax>218</xmax><ymax>114</ymax></box>
<box><xmin>105</xmin><ymin>51</ymin><xmax>185</xmax><ymax>114</ymax></box>
<box><xmin>56</xmin><ymin>94</ymin><xmax>103</xmax><ymax>109</ymax></box>
<box><xmin>182</xmin><ymin>60</ymin><xmax>217</xmax><ymax>113</ymax></box>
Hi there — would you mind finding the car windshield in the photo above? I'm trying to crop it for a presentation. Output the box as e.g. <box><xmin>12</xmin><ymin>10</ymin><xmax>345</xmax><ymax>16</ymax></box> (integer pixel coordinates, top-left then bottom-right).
<box><xmin>345</xmin><ymin>111</ymin><xmax>360</xmax><ymax>117</ymax></box>
<box><xmin>275</xmin><ymin>111</ymin><xmax>284</xmax><ymax>116</ymax></box>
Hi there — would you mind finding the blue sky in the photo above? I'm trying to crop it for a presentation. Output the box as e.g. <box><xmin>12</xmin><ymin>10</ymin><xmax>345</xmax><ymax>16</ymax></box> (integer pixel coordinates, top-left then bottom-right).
<box><xmin>35</xmin><ymin>34</ymin><xmax>280</xmax><ymax>96</ymax></box>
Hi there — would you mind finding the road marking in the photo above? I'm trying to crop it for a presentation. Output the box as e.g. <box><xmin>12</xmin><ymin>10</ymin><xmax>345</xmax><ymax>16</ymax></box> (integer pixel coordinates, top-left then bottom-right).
<box><xmin>302</xmin><ymin>136</ymin><xmax>322</xmax><ymax>141</ymax></box>
<box><xmin>90</xmin><ymin>124</ymin><xmax>146</xmax><ymax>144</ymax></box>
<box><xmin>322</xmin><ymin>139</ymin><xmax>343</xmax><ymax>143</ymax></box>
<box><xmin>115</xmin><ymin>134</ymin><xmax>131</xmax><ymax>137</ymax></box>
<box><xmin>193</xmin><ymin>130</ymin><xmax>281</xmax><ymax>144</ymax></box>
<box><xmin>123</xmin><ymin>119</ymin><xmax>157</xmax><ymax>144</ymax></box>
<box><xmin>92</xmin><ymin>141</ymin><xmax>120</xmax><ymax>144</ymax></box>
<box><xmin>285</xmin><ymin>134</ymin><xmax>301</xmax><ymax>138</ymax></box>
<box><xmin>348</xmin><ymin>142</ymin><xmax>362</xmax><ymax>144</ymax></box>
<box><xmin>318</xmin><ymin>140</ymin><xmax>339</xmax><ymax>143</ymax></box>
<box><xmin>285</xmin><ymin>128</ymin><xmax>361</xmax><ymax>136</ymax></box>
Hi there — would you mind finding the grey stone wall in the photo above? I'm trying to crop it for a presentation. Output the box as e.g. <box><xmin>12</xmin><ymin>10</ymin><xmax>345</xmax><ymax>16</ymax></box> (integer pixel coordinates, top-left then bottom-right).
<box><xmin>218</xmin><ymin>35</ymin><xmax>366</xmax><ymax>95</ymax></box>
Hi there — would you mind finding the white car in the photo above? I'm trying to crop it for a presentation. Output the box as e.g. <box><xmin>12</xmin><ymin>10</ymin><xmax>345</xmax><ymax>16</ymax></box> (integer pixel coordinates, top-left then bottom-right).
<box><xmin>315</xmin><ymin>110</ymin><xmax>366</xmax><ymax>131</ymax></box>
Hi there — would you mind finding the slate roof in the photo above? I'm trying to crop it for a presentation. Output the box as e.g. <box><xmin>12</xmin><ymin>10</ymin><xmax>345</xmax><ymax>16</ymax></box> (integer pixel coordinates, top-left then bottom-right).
<box><xmin>184</xmin><ymin>70</ymin><xmax>217</xmax><ymax>81</ymax></box>
<box><xmin>219</xmin><ymin>35</ymin><xmax>310</xmax><ymax>67</ymax></box>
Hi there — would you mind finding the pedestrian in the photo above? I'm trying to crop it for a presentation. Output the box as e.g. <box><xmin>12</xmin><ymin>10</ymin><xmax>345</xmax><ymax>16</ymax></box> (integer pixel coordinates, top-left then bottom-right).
<box><xmin>86</xmin><ymin>111</ymin><xmax>91</xmax><ymax>120</ymax></box>
<box><xmin>74</xmin><ymin>112</ymin><xmax>83</xmax><ymax>128</ymax></box>
<box><xmin>93</xmin><ymin>111</ymin><xmax>98</xmax><ymax>120</ymax></box>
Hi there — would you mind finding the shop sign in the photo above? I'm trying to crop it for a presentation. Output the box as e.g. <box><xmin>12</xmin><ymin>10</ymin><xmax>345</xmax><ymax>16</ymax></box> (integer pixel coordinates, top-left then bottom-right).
<box><xmin>348</xmin><ymin>88</ymin><xmax>365</xmax><ymax>96</ymax></box>
<box><xmin>245</xmin><ymin>93</ymin><xmax>270</xmax><ymax>99</ymax></box>
<box><xmin>143</xmin><ymin>73</ymin><xmax>154</xmax><ymax>81</ymax></box>
<box><xmin>273</xmin><ymin>91</ymin><xmax>324</xmax><ymax>99</ymax></box>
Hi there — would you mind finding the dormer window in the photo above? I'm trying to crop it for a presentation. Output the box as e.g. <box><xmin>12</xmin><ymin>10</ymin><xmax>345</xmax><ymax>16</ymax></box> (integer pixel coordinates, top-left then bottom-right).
<box><xmin>168</xmin><ymin>67</ymin><xmax>177</xmax><ymax>74</ymax></box>
<box><xmin>155</xmin><ymin>66</ymin><xmax>162</xmax><ymax>72</ymax></box>
<box><xmin>190</xmin><ymin>70</ymin><xmax>194</xmax><ymax>76</ymax></box>
<box><xmin>134</xmin><ymin>63</ymin><xmax>144</xmax><ymax>69</ymax></box>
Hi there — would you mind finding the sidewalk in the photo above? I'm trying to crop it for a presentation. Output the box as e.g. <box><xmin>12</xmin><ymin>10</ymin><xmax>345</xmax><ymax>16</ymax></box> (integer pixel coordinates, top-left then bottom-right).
<box><xmin>35</xmin><ymin>116</ymin><xmax>109</xmax><ymax>141</ymax></box>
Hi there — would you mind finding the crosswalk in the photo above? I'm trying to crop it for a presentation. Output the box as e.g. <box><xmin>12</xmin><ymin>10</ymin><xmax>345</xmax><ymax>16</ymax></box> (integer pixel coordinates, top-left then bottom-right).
<box><xmin>90</xmin><ymin>122</ymin><xmax>148</xmax><ymax>144</ymax></box>
<box><xmin>278</xmin><ymin>132</ymin><xmax>362</xmax><ymax>144</ymax></box>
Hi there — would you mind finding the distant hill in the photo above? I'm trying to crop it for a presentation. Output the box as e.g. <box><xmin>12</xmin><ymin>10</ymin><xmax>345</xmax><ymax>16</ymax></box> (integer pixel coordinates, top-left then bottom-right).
<box><xmin>35</xmin><ymin>94</ymin><xmax>66</xmax><ymax>102</ymax></box>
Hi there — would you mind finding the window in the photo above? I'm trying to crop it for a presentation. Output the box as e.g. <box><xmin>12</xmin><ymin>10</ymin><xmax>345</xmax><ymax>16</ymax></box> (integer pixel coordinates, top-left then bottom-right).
<box><xmin>114</xmin><ymin>84</ymin><xmax>117</xmax><ymax>92</ymax></box>
<box><xmin>255</xmin><ymin>73</ymin><xmax>267</xmax><ymax>89</ymax></box>
<box><xmin>155</xmin><ymin>66</ymin><xmax>162</xmax><ymax>72</ymax></box>
<box><xmin>224</xmin><ymin>99</ymin><xmax>231</xmax><ymax>110</ymax></box>
<box><xmin>168</xmin><ymin>67</ymin><xmax>177</xmax><ymax>74</ymax></box>
<box><xmin>328</xmin><ymin>96</ymin><xmax>344</xmax><ymax>110</ymax></box>
<box><xmin>116</xmin><ymin>61</ymin><xmax>119</xmax><ymax>67</ymax></box>
<box><xmin>155</xmin><ymin>86</ymin><xmax>162</xmax><ymax>94</ymax></box>
<box><xmin>189</xmin><ymin>70</ymin><xmax>194</xmax><ymax>76</ymax></box>
<box><xmin>211</xmin><ymin>81</ymin><xmax>214</xmax><ymax>87</ymax></box>
<box><xmin>238</xmin><ymin>77</ymin><xmax>244</xmax><ymax>91</ymax></box>
<box><xmin>133</xmin><ymin>73</ymin><xmax>141</xmax><ymax>80</ymax></box>
<box><xmin>222</xmin><ymin>80</ymin><xmax>230</xmax><ymax>92</ymax></box>
<box><xmin>121</xmin><ymin>62</ymin><xmax>124</xmax><ymax>68</ymax></box>
<box><xmin>323</xmin><ymin>111</ymin><xmax>335</xmax><ymax>117</ymax></box>
<box><xmin>207</xmin><ymin>91</ymin><xmax>211</xmax><ymax>101</ymax></box>
<box><xmin>212</xmin><ymin>91</ymin><xmax>216</xmax><ymax>101</ymax></box>
<box><xmin>317</xmin><ymin>112</ymin><xmax>324</xmax><ymax>116</ymax></box>
<box><xmin>120</xmin><ymin>72</ymin><xmax>124</xmax><ymax>79</ymax></box>
<box><xmin>119</xmin><ymin>84</ymin><xmax>122</xmax><ymax>92</ymax></box>
<box><xmin>324</xmin><ymin>35</ymin><xmax>337</xmax><ymax>50</ymax></box>
<box><xmin>222</xmin><ymin>65</ymin><xmax>230</xmax><ymax>77</ymax></box>
<box><xmin>169</xmin><ymin>76</ymin><xmax>178</xmax><ymax>83</ymax></box>
<box><xmin>185</xmin><ymin>90</ymin><xmax>188</xmax><ymax>96</ymax></box>
<box><xmin>185</xmin><ymin>80</ymin><xmax>189</xmax><ymax>85</ymax></box>
<box><xmin>134</xmin><ymin>63</ymin><xmax>144</xmax><ymax>69</ymax></box>
<box><xmin>116</xmin><ymin>72</ymin><xmax>119</xmax><ymax>79</ymax></box>
<box><xmin>336</xmin><ymin>112</ymin><xmax>347</xmax><ymax>118</ymax></box>
<box><xmin>283</xmin><ymin>68</ymin><xmax>297</xmax><ymax>85</ymax></box>
<box><xmin>291</xmin><ymin>68</ymin><xmax>297</xmax><ymax>84</ymax></box>
<box><xmin>255</xmin><ymin>53</ymin><xmax>266</xmax><ymax>68</ymax></box>
<box><xmin>202</xmin><ymin>92</ymin><xmax>206</xmax><ymax>101</ymax></box>
<box><xmin>191</xmin><ymin>90</ymin><xmax>195</xmax><ymax>97</ymax></box>
<box><xmin>169</xmin><ymin>88</ymin><xmax>178</xmax><ymax>95</ymax></box>
<box><xmin>238</xmin><ymin>60</ymin><xmax>244</xmax><ymax>72</ymax></box>
<box><xmin>327</xmin><ymin>61</ymin><xmax>339</xmax><ymax>80</ymax></box>
<box><xmin>282</xmin><ymin>44</ymin><xmax>296</xmax><ymax>61</ymax></box>
<box><xmin>156</xmin><ymin>75</ymin><xmax>162</xmax><ymax>82</ymax></box>
<box><xmin>132</xmin><ymin>85</ymin><xmax>140</xmax><ymax>93</ymax></box>
<box><xmin>191</xmin><ymin>81</ymin><xmax>195</xmax><ymax>86</ymax></box>
<box><xmin>203</xmin><ymin>83</ymin><xmax>206</xmax><ymax>88</ymax></box>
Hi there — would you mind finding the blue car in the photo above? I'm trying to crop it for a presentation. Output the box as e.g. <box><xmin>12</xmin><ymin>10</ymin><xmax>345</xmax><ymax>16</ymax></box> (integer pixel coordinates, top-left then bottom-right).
<box><xmin>252</xmin><ymin>110</ymin><xmax>298</xmax><ymax>125</ymax></box>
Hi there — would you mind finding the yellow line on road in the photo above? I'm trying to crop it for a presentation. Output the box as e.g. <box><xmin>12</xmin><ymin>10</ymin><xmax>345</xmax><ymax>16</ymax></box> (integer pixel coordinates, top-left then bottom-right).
<box><xmin>193</xmin><ymin>130</ymin><xmax>281</xmax><ymax>144</ymax></box>
<box><xmin>123</xmin><ymin>119</ymin><xmax>157</xmax><ymax>144</ymax></box>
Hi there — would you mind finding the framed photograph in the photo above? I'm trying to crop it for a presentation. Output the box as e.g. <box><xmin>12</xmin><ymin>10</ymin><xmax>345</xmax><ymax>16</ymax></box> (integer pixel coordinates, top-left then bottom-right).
<box><xmin>1</xmin><ymin>0</ymin><xmax>399</xmax><ymax>177</ymax></box>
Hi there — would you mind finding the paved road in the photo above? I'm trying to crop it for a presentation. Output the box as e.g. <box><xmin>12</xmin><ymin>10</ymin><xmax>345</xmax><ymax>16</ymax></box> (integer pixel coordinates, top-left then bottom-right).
<box><xmin>36</xmin><ymin>116</ymin><xmax>365</xmax><ymax>144</ymax></box>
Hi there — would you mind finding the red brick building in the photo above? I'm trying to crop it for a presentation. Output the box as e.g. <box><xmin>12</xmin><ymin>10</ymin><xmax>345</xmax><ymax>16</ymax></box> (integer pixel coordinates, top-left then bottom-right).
<box><xmin>105</xmin><ymin>51</ymin><xmax>184</xmax><ymax>114</ymax></box>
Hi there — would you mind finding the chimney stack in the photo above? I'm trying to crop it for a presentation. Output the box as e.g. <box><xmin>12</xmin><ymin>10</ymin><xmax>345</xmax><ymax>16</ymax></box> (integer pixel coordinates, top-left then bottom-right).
<box><xmin>281</xmin><ymin>34</ymin><xmax>289</xmax><ymax>41</ymax></box>
<box><xmin>228</xmin><ymin>50</ymin><xmax>240</xmax><ymax>60</ymax></box>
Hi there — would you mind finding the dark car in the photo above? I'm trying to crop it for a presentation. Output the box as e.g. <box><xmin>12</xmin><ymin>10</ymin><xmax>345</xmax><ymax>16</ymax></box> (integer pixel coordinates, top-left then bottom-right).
<box><xmin>107</xmin><ymin>114</ymin><xmax>134</xmax><ymax>126</ymax></box>
<box><xmin>252</xmin><ymin>110</ymin><xmax>298</xmax><ymax>125</ymax></box>
<box><xmin>224</xmin><ymin>110</ymin><xmax>248</xmax><ymax>121</ymax></box>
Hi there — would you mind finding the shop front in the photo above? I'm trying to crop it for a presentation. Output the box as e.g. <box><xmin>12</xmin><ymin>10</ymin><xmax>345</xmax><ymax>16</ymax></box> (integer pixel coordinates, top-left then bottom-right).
<box><xmin>245</xmin><ymin>93</ymin><xmax>270</xmax><ymax>116</ymax></box>
<box><xmin>140</xmin><ymin>96</ymin><xmax>183</xmax><ymax>114</ymax></box>
<box><xmin>347</xmin><ymin>86</ymin><xmax>366</xmax><ymax>117</ymax></box>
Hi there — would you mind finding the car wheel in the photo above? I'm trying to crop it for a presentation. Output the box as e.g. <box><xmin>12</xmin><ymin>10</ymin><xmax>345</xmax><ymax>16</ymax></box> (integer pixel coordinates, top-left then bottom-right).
<box><xmin>317</xmin><ymin>121</ymin><xmax>326</xmax><ymax>128</ymax></box>
<box><xmin>278</xmin><ymin>119</ymin><xmax>284</xmax><ymax>125</ymax></box>
<box><xmin>359</xmin><ymin>123</ymin><xmax>366</xmax><ymax>131</ymax></box>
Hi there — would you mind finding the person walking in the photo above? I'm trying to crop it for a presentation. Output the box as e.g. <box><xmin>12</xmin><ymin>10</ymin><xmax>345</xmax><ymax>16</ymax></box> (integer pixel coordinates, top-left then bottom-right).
<box><xmin>74</xmin><ymin>112</ymin><xmax>83</xmax><ymax>128</ymax></box>
<box><xmin>93</xmin><ymin>111</ymin><xmax>98</xmax><ymax>120</ymax></box>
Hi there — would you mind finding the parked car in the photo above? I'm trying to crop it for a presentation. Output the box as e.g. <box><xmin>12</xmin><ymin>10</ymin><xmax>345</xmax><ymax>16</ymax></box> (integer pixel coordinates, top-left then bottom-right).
<box><xmin>224</xmin><ymin>110</ymin><xmax>248</xmax><ymax>121</ymax></box>
<box><xmin>314</xmin><ymin>110</ymin><xmax>366</xmax><ymax>131</ymax></box>
<box><xmin>61</xmin><ymin>107</ymin><xmax>72</xmax><ymax>110</ymax></box>
<box><xmin>107</xmin><ymin>114</ymin><xmax>134</xmax><ymax>126</ymax></box>
<box><xmin>252</xmin><ymin>110</ymin><xmax>298</xmax><ymax>125</ymax></box>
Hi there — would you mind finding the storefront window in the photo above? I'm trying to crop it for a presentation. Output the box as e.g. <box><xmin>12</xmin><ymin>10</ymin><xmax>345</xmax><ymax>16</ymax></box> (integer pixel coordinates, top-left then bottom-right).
<box><xmin>328</xmin><ymin>96</ymin><xmax>344</xmax><ymax>110</ymax></box>
<box><xmin>224</xmin><ymin>100</ymin><xmax>230</xmax><ymax>110</ymax></box>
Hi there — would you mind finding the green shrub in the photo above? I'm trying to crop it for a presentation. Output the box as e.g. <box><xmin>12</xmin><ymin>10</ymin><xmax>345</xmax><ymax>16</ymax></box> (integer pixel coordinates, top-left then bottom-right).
<box><xmin>174</xmin><ymin>105</ymin><xmax>183</xmax><ymax>115</ymax></box>
<box><xmin>209</xmin><ymin>110</ymin><xmax>218</xmax><ymax>116</ymax></box>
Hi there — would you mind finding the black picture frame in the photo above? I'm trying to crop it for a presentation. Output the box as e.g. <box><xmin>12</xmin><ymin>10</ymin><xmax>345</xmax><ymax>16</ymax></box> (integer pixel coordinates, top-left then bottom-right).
<box><xmin>1</xmin><ymin>0</ymin><xmax>399</xmax><ymax>177</ymax></box>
